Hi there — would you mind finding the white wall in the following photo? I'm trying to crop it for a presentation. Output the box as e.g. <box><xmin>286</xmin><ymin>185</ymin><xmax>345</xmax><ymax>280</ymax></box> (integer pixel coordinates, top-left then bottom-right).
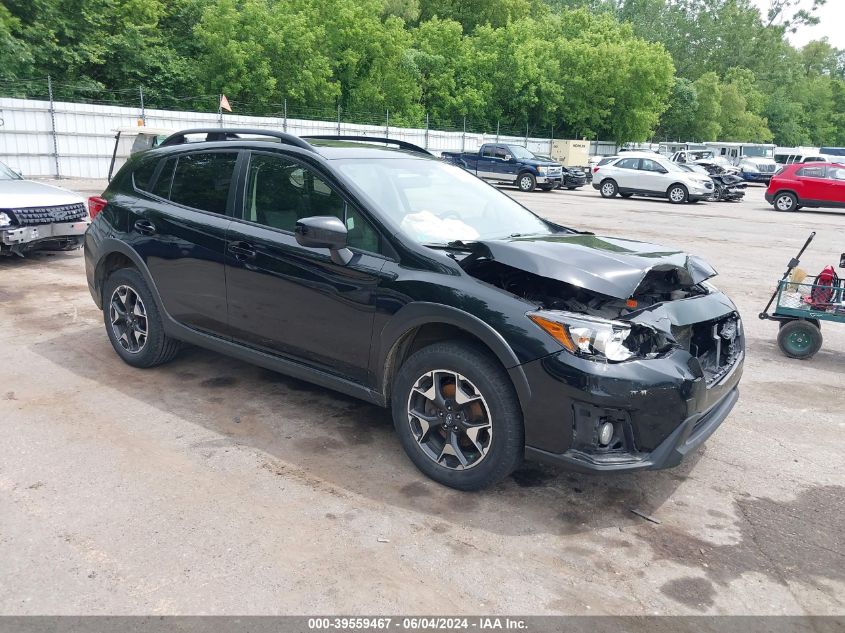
<box><xmin>0</xmin><ymin>97</ymin><xmax>585</xmax><ymax>179</ymax></box>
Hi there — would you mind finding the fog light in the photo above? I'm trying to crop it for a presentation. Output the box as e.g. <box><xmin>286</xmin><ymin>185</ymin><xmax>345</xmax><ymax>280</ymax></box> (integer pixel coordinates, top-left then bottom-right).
<box><xmin>598</xmin><ymin>422</ymin><xmax>614</xmax><ymax>446</ymax></box>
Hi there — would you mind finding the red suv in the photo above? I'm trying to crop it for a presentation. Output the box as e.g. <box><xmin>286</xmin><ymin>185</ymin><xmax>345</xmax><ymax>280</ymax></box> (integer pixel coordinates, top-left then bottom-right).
<box><xmin>765</xmin><ymin>162</ymin><xmax>845</xmax><ymax>211</ymax></box>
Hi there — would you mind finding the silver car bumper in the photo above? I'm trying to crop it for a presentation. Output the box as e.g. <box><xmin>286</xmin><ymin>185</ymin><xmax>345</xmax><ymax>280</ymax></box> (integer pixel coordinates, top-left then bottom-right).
<box><xmin>1</xmin><ymin>220</ymin><xmax>90</xmax><ymax>246</ymax></box>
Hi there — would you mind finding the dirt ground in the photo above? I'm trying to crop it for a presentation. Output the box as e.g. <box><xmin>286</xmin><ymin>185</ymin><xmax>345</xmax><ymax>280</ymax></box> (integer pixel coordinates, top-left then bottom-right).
<box><xmin>1</xmin><ymin>180</ymin><xmax>843</xmax><ymax>615</ymax></box>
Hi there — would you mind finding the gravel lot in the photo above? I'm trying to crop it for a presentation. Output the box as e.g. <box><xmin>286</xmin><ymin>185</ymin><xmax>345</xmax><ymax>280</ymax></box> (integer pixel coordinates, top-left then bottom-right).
<box><xmin>1</xmin><ymin>180</ymin><xmax>843</xmax><ymax>615</ymax></box>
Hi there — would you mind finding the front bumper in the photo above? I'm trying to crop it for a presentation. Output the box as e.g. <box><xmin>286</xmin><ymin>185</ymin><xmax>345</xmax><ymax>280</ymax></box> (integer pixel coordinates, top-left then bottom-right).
<box><xmin>1</xmin><ymin>220</ymin><xmax>90</xmax><ymax>252</ymax></box>
<box><xmin>512</xmin><ymin>298</ymin><xmax>744</xmax><ymax>473</ymax></box>
<box><xmin>535</xmin><ymin>173</ymin><xmax>562</xmax><ymax>185</ymax></box>
<box><xmin>562</xmin><ymin>174</ymin><xmax>587</xmax><ymax>187</ymax></box>
<box><xmin>741</xmin><ymin>171</ymin><xmax>773</xmax><ymax>183</ymax></box>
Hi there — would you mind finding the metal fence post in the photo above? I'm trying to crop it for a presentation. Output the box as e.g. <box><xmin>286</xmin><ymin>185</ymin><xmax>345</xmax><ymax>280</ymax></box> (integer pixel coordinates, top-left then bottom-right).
<box><xmin>495</xmin><ymin>121</ymin><xmax>500</xmax><ymax>143</ymax></box>
<box><xmin>424</xmin><ymin>112</ymin><xmax>429</xmax><ymax>150</ymax></box>
<box><xmin>139</xmin><ymin>86</ymin><xmax>146</xmax><ymax>124</ymax></box>
<box><xmin>525</xmin><ymin>121</ymin><xmax>529</xmax><ymax>147</ymax></box>
<box><xmin>47</xmin><ymin>76</ymin><xmax>60</xmax><ymax>178</ymax></box>
<box><xmin>462</xmin><ymin>116</ymin><xmax>466</xmax><ymax>152</ymax></box>
<box><xmin>337</xmin><ymin>104</ymin><xmax>341</xmax><ymax>135</ymax></box>
<box><xmin>385</xmin><ymin>109</ymin><xmax>389</xmax><ymax>138</ymax></box>
<box><xmin>549</xmin><ymin>125</ymin><xmax>553</xmax><ymax>155</ymax></box>
<box><xmin>283</xmin><ymin>99</ymin><xmax>288</xmax><ymax>132</ymax></box>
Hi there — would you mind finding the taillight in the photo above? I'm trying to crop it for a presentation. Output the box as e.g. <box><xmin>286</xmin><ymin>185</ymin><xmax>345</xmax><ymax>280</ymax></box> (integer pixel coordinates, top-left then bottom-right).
<box><xmin>593</xmin><ymin>166</ymin><xmax>600</xmax><ymax>173</ymax></box>
<box><xmin>88</xmin><ymin>196</ymin><xmax>107</xmax><ymax>219</ymax></box>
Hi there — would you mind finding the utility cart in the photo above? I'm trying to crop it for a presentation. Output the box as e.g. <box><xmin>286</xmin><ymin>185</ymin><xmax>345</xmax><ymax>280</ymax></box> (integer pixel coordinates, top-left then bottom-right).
<box><xmin>760</xmin><ymin>232</ymin><xmax>845</xmax><ymax>359</ymax></box>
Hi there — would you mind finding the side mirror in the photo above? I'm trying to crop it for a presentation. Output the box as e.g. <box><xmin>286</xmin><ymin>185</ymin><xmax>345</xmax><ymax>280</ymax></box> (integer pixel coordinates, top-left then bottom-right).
<box><xmin>840</xmin><ymin>253</ymin><xmax>845</xmax><ymax>269</ymax></box>
<box><xmin>658</xmin><ymin>167</ymin><xmax>668</xmax><ymax>174</ymax></box>
<box><xmin>295</xmin><ymin>216</ymin><xmax>353</xmax><ymax>265</ymax></box>
<box><xmin>504</xmin><ymin>154</ymin><xmax>513</xmax><ymax>162</ymax></box>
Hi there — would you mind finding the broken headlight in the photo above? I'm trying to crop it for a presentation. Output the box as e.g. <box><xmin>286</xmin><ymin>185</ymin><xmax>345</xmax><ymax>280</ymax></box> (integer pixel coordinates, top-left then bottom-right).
<box><xmin>528</xmin><ymin>311</ymin><xmax>664</xmax><ymax>362</ymax></box>
<box><xmin>0</xmin><ymin>212</ymin><xmax>12</xmax><ymax>228</ymax></box>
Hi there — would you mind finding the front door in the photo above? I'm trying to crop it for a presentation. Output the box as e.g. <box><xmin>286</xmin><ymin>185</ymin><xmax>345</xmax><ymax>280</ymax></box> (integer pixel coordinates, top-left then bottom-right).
<box><xmin>225</xmin><ymin>151</ymin><xmax>388</xmax><ymax>384</ymax></box>
<box><xmin>127</xmin><ymin>150</ymin><xmax>238</xmax><ymax>336</ymax></box>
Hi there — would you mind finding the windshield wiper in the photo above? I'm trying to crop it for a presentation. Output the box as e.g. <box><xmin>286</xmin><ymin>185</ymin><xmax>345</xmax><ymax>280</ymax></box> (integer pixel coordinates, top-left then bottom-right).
<box><xmin>422</xmin><ymin>240</ymin><xmax>477</xmax><ymax>250</ymax></box>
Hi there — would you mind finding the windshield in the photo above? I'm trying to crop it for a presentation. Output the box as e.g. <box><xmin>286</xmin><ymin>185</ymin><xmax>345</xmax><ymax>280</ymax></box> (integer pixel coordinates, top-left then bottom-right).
<box><xmin>506</xmin><ymin>145</ymin><xmax>535</xmax><ymax>160</ymax></box>
<box><xmin>0</xmin><ymin>162</ymin><xmax>22</xmax><ymax>180</ymax></box>
<box><xmin>335</xmin><ymin>158</ymin><xmax>554</xmax><ymax>244</ymax></box>
<box><xmin>742</xmin><ymin>146</ymin><xmax>772</xmax><ymax>158</ymax></box>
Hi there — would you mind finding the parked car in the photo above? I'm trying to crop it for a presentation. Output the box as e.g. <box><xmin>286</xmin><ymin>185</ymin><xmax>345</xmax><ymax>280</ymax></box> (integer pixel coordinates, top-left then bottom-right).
<box><xmin>765</xmin><ymin>162</ymin><xmax>845</xmax><ymax>212</ymax></box>
<box><xmin>534</xmin><ymin>155</ymin><xmax>587</xmax><ymax>189</ymax></box>
<box><xmin>85</xmin><ymin>129</ymin><xmax>744</xmax><ymax>490</ymax></box>
<box><xmin>441</xmin><ymin>143</ymin><xmax>563</xmax><ymax>192</ymax></box>
<box><xmin>591</xmin><ymin>153</ymin><xmax>714</xmax><ymax>203</ymax></box>
<box><xmin>0</xmin><ymin>161</ymin><xmax>90</xmax><ymax>256</ymax></box>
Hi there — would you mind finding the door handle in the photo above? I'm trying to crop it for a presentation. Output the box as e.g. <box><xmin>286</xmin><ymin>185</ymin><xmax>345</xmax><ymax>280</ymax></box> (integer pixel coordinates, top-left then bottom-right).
<box><xmin>227</xmin><ymin>241</ymin><xmax>257</xmax><ymax>261</ymax></box>
<box><xmin>134</xmin><ymin>219</ymin><xmax>156</xmax><ymax>235</ymax></box>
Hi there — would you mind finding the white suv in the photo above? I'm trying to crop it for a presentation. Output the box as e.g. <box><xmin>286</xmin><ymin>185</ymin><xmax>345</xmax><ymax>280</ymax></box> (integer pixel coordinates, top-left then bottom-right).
<box><xmin>591</xmin><ymin>153</ymin><xmax>714</xmax><ymax>203</ymax></box>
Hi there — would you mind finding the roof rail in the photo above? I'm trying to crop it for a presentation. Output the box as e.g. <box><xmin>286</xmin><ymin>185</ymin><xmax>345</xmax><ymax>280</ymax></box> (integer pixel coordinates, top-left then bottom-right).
<box><xmin>160</xmin><ymin>128</ymin><xmax>315</xmax><ymax>152</ymax></box>
<box><xmin>302</xmin><ymin>135</ymin><xmax>432</xmax><ymax>156</ymax></box>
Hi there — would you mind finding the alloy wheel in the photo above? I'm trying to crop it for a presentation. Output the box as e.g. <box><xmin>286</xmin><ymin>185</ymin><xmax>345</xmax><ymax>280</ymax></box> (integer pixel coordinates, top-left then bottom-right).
<box><xmin>406</xmin><ymin>370</ymin><xmax>493</xmax><ymax>470</ymax></box>
<box><xmin>519</xmin><ymin>176</ymin><xmax>533</xmax><ymax>191</ymax></box>
<box><xmin>776</xmin><ymin>195</ymin><xmax>794</xmax><ymax>211</ymax></box>
<box><xmin>109</xmin><ymin>285</ymin><xmax>148</xmax><ymax>354</ymax></box>
<box><xmin>601</xmin><ymin>182</ymin><xmax>615</xmax><ymax>196</ymax></box>
<box><xmin>669</xmin><ymin>186</ymin><xmax>686</xmax><ymax>203</ymax></box>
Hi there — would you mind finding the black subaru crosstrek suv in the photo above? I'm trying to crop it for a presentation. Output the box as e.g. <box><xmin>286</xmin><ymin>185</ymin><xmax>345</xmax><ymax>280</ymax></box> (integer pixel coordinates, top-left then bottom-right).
<box><xmin>84</xmin><ymin>129</ymin><xmax>744</xmax><ymax>490</ymax></box>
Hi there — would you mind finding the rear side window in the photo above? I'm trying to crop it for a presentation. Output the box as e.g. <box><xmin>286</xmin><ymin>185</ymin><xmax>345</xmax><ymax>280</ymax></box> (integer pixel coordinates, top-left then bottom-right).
<box><xmin>132</xmin><ymin>159</ymin><xmax>159</xmax><ymax>192</ymax></box>
<box><xmin>797</xmin><ymin>166</ymin><xmax>826</xmax><ymax>178</ymax></box>
<box><xmin>616</xmin><ymin>158</ymin><xmax>639</xmax><ymax>169</ymax></box>
<box><xmin>169</xmin><ymin>152</ymin><xmax>238</xmax><ymax>214</ymax></box>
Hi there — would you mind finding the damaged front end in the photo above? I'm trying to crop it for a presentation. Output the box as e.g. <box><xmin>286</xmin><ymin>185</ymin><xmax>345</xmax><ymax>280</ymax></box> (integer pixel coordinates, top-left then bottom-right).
<box><xmin>457</xmin><ymin>234</ymin><xmax>744</xmax><ymax>472</ymax></box>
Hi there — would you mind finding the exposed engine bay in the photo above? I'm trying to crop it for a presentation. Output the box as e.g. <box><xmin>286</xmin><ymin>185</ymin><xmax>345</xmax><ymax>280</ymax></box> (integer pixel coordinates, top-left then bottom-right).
<box><xmin>462</xmin><ymin>258</ymin><xmax>706</xmax><ymax>320</ymax></box>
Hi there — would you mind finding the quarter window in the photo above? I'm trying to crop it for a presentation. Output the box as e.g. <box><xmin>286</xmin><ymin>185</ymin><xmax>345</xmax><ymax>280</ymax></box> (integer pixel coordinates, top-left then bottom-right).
<box><xmin>245</xmin><ymin>153</ymin><xmax>382</xmax><ymax>253</ymax></box>
<box><xmin>169</xmin><ymin>152</ymin><xmax>238</xmax><ymax>214</ymax></box>
<box><xmin>132</xmin><ymin>158</ymin><xmax>159</xmax><ymax>192</ymax></box>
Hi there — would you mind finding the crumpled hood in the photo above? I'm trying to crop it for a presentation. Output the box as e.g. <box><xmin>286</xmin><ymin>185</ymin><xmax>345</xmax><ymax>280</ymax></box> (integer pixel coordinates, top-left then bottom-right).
<box><xmin>474</xmin><ymin>234</ymin><xmax>717</xmax><ymax>299</ymax></box>
<box><xmin>0</xmin><ymin>180</ymin><xmax>85</xmax><ymax>209</ymax></box>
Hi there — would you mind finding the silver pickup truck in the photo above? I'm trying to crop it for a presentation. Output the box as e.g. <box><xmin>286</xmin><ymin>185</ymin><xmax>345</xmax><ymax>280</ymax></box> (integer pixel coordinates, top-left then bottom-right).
<box><xmin>0</xmin><ymin>162</ymin><xmax>90</xmax><ymax>256</ymax></box>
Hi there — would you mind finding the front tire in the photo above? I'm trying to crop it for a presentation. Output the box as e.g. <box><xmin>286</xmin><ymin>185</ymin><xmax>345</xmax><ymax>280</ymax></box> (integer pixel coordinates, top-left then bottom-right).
<box><xmin>774</xmin><ymin>191</ymin><xmax>798</xmax><ymax>212</ymax></box>
<box><xmin>667</xmin><ymin>184</ymin><xmax>688</xmax><ymax>204</ymax></box>
<box><xmin>391</xmin><ymin>342</ymin><xmax>524</xmax><ymax>491</ymax></box>
<box><xmin>102</xmin><ymin>268</ymin><xmax>180</xmax><ymax>368</ymax></box>
<box><xmin>599</xmin><ymin>179</ymin><xmax>618</xmax><ymax>198</ymax></box>
<box><xmin>777</xmin><ymin>320</ymin><xmax>822</xmax><ymax>359</ymax></box>
<box><xmin>517</xmin><ymin>173</ymin><xmax>536</xmax><ymax>192</ymax></box>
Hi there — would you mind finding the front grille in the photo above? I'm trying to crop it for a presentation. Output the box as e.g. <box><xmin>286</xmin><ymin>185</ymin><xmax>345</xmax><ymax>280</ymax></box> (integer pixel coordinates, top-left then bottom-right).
<box><xmin>5</xmin><ymin>203</ymin><xmax>88</xmax><ymax>226</ymax></box>
<box><xmin>758</xmin><ymin>163</ymin><xmax>776</xmax><ymax>173</ymax></box>
<box><xmin>675</xmin><ymin>314</ymin><xmax>742</xmax><ymax>386</ymax></box>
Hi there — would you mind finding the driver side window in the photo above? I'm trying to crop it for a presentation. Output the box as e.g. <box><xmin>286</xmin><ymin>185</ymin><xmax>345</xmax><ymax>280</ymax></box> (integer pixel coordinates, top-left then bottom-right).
<box><xmin>245</xmin><ymin>153</ymin><xmax>383</xmax><ymax>253</ymax></box>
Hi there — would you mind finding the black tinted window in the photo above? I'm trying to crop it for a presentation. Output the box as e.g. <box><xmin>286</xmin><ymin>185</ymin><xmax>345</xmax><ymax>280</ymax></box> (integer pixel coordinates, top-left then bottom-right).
<box><xmin>797</xmin><ymin>166</ymin><xmax>826</xmax><ymax>178</ymax></box>
<box><xmin>151</xmin><ymin>157</ymin><xmax>175</xmax><ymax>198</ymax></box>
<box><xmin>245</xmin><ymin>153</ymin><xmax>381</xmax><ymax>253</ymax></box>
<box><xmin>132</xmin><ymin>159</ymin><xmax>158</xmax><ymax>191</ymax></box>
<box><xmin>169</xmin><ymin>152</ymin><xmax>238</xmax><ymax>214</ymax></box>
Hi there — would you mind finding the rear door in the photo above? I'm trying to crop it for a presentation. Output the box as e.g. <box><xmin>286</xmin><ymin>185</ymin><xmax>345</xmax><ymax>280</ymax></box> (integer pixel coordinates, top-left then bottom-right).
<box><xmin>476</xmin><ymin>145</ymin><xmax>498</xmax><ymax>179</ymax></box>
<box><xmin>796</xmin><ymin>165</ymin><xmax>832</xmax><ymax>203</ymax></box>
<box><xmin>612</xmin><ymin>157</ymin><xmax>640</xmax><ymax>190</ymax></box>
<box><xmin>127</xmin><ymin>150</ymin><xmax>238</xmax><ymax>336</ymax></box>
<box><xmin>224</xmin><ymin>150</ymin><xmax>389</xmax><ymax>384</ymax></box>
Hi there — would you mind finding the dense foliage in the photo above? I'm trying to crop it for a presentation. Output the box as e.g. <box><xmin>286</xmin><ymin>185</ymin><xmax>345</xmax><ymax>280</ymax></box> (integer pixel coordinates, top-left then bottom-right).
<box><xmin>0</xmin><ymin>0</ymin><xmax>841</xmax><ymax>144</ymax></box>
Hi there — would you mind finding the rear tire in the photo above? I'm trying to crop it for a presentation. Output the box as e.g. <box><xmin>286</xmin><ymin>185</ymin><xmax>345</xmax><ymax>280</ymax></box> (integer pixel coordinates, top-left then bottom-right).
<box><xmin>777</xmin><ymin>320</ymin><xmax>822</xmax><ymax>359</ymax></box>
<box><xmin>774</xmin><ymin>191</ymin><xmax>798</xmax><ymax>212</ymax></box>
<box><xmin>102</xmin><ymin>268</ymin><xmax>180</xmax><ymax>368</ymax></box>
<box><xmin>600</xmin><ymin>179</ymin><xmax>618</xmax><ymax>198</ymax></box>
<box><xmin>391</xmin><ymin>341</ymin><xmax>524</xmax><ymax>491</ymax></box>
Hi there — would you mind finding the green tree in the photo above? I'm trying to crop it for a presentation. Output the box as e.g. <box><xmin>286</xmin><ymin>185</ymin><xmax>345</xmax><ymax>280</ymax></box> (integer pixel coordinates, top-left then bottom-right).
<box><xmin>691</xmin><ymin>72</ymin><xmax>722</xmax><ymax>140</ymax></box>
<box><xmin>658</xmin><ymin>77</ymin><xmax>698</xmax><ymax>140</ymax></box>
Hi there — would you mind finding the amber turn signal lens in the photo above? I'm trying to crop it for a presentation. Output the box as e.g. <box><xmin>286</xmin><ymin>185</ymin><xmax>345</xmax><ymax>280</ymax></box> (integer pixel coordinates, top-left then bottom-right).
<box><xmin>528</xmin><ymin>314</ymin><xmax>576</xmax><ymax>352</ymax></box>
<box><xmin>626</xmin><ymin>299</ymin><xmax>638</xmax><ymax>308</ymax></box>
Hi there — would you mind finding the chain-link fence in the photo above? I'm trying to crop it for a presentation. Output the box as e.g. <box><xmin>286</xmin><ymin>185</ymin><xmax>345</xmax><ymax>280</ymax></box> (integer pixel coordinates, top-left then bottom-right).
<box><xmin>0</xmin><ymin>77</ymin><xmax>619</xmax><ymax>178</ymax></box>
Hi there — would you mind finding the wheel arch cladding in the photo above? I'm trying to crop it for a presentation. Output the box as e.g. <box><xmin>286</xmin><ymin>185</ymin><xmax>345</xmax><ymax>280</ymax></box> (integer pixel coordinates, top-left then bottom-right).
<box><xmin>94</xmin><ymin>239</ymin><xmax>163</xmax><ymax>311</ymax></box>
<box><xmin>375</xmin><ymin>302</ymin><xmax>531</xmax><ymax>409</ymax></box>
